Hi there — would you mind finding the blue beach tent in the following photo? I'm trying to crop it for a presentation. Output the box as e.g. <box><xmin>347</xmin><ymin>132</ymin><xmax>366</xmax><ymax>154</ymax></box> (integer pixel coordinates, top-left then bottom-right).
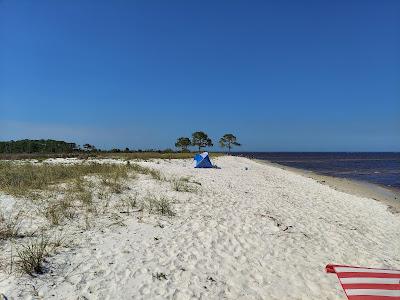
<box><xmin>194</xmin><ymin>152</ymin><xmax>213</xmax><ymax>168</ymax></box>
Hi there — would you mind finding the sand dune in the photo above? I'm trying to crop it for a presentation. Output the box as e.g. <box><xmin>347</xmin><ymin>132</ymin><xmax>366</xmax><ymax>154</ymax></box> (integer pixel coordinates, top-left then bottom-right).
<box><xmin>1</xmin><ymin>156</ymin><xmax>399</xmax><ymax>299</ymax></box>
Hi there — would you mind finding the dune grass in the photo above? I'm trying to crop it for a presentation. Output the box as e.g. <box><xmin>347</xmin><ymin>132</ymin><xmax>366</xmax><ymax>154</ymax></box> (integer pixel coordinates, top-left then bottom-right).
<box><xmin>128</xmin><ymin>163</ymin><xmax>165</xmax><ymax>181</ymax></box>
<box><xmin>0</xmin><ymin>159</ymin><xmax>172</xmax><ymax>221</ymax></box>
<box><xmin>143</xmin><ymin>194</ymin><xmax>175</xmax><ymax>216</ymax></box>
<box><xmin>16</xmin><ymin>235</ymin><xmax>50</xmax><ymax>275</ymax></box>
<box><xmin>0</xmin><ymin>162</ymin><xmax>135</xmax><ymax>197</ymax></box>
<box><xmin>0</xmin><ymin>151</ymin><xmax>225</xmax><ymax>161</ymax></box>
<box><xmin>14</xmin><ymin>233</ymin><xmax>66</xmax><ymax>276</ymax></box>
<box><xmin>118</xmin><ymin>194</ymin><xmax>138</xmax><ymax>214</ymax></box>
<box><xmin>0</xmin><ymin>158</ymin><xmax>181</xmax><ymax>279</ymax></box>
<box><xmin>44</xmin><ymin>201</ymin><xmax>73</xmax><ymax>226</ymax></box>
<box><xmin>0</xmin><ymin>210</ymin><xmax>23</xmax><ymax>240</ymax></box>
<box><xmin>97</xmin><ymin>151</ymin><xmax>224</xmax><ymax>160</ymax></box>
<box><xmin>172</xmin><ymin>177</ymin><xmax>198</xmax><ymax>193</ymax></box>
<box><xmin>99</xmin><ymin>152</ymin><xmax>196</xmax><ymax>160</ymax></box>
<box><xmin>0</xmin><ymin>159</ymin><xmax>176</xmax><ymax>228</ymax></box>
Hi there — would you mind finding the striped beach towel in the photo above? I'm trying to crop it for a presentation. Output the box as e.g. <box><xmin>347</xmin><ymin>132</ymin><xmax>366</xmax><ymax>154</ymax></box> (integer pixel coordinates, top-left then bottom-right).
<box><xmin>326</xmin><ymin>264</ymin><xmax>400</xmax><ymax>299</ymax></box>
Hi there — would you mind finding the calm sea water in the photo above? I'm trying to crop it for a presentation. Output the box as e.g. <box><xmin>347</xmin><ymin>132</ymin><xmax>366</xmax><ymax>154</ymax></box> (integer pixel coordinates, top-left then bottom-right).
<box><xmin>234</xmin><ymin>152</ymin><xmax>400</xmax><ymax>190</ymax></box>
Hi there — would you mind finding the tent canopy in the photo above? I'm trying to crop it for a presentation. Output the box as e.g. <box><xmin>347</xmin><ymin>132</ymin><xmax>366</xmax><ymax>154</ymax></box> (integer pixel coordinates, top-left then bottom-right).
<box><xmin>194</xmin><ymin>152</ymin><xmax>213</xmax><ymax>168</ymax></box>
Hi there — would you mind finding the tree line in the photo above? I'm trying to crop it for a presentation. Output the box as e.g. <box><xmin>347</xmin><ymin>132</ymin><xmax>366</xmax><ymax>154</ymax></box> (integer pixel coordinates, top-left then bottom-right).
<box><xmin>175</xmin><ymin>131</ymin><xmax>240</xmax><ymax>153</ymax></box>
<box><xmin>0</xmin><ymin>139</ymin><xmax>78</xmax><ymax>154</ymax></box>
<box><xmin>0</xmin><ymin>133</ymin><xmax>241</xmax><ymax>154</ymax></box>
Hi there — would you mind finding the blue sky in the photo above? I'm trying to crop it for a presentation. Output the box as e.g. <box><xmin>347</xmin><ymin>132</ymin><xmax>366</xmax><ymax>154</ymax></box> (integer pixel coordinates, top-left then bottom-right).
<box><xmin>1</xmin><ymin>0</ymin><xmax>399</xmax><ymax>151</ymax></box>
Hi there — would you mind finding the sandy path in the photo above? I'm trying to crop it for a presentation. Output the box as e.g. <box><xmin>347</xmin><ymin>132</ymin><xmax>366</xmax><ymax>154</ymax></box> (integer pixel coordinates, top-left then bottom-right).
<box><xmin>1</xmin><ymin>156</ymin><xmax>399</xmax><ymax>299</ymax></box>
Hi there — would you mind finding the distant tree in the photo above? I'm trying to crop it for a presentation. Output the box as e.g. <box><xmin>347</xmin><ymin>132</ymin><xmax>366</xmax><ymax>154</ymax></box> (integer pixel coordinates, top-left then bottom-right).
<box><xmin>83</xmin><ymin>144</ymin><xmax>96</xmax><ymax>152</ymax></box>
<box><xmin>219</xmin><ymin>134</ymin><xmax>241</xmax><ymax>153</ymax></box>
<box><xmin>124</xmin><ymin>147</ymin><xmax>130</xmax><ymax>152</ymax></box>
<box><xmin>191</xmin><ymin>131</ymin><xmax>213</xmax><ymax>152</ymax></box>
<box><xmin>175</xmin><ymin>137</ymin><xmax>191</xmax><ymax>152</ymax></box>
<box><xmin>69</xmin><ymin>143</ymin><xmax>79</xmax><ymax>151</ymax></box>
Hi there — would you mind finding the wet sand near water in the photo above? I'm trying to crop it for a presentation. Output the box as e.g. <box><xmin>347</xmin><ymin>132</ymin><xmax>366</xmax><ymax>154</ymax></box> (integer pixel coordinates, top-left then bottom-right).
<box><xmin>254</xmin><ymin>159</ymin><xmax>400</xmax><ymax>214</ymax></box>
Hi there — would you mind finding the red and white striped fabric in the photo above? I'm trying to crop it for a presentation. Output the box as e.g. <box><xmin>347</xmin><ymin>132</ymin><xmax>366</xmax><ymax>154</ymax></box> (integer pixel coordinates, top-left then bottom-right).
<box><xmin>326</xmin><ymin>264</ymin><xmax>400</xmax><ymax>299</ymax></box>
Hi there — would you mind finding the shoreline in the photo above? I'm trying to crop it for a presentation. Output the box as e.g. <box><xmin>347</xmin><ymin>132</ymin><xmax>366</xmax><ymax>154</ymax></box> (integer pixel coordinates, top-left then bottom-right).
<box><xmin>254</xmin><ymin>159</ymin><xmax>400</xmax><ymax>214</ymax></box>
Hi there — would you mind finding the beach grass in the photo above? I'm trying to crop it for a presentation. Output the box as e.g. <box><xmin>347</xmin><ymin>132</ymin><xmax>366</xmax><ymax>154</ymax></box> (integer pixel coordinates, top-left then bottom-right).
<box><xmin>118</xmin><ymin>194</ymin><xmax>138</xmax><ymax>214</ymax></box>
<box><xmin>0</xmin><ymin>151</ymin><xmax>224</xmax><ymax>161</ymax></box>
<box><xmin>0</xmin><ymin>210</ymin><xmax>23</xmax><ymax>240</ymax></box>
<box><xmin>0</xmin><ymin>159</ymin><xmax>178</xmax><ymax>231</ymax></box>
<box><xmin>143</xmin><ymin>194</ymin><xmax>175</xmax><ymax>216</ymax></box>
<box><xmin>14</xmin><ymin>233</ymin><xmax>65</xmax><ymax>276</ymax></box>
<box><xmin>0</xmin><ymin>157</ymin><xmax>183</xmax><ymax>282</ymax></box>
<box><xmin>172</xmin><ymin>177</ymin><xmax>198</xmax><ymax>193</ymax></box>
<box><xmin>0</xmin><ymin>162</ymin><xmax>136</xmax><ymax>197</ymax></box>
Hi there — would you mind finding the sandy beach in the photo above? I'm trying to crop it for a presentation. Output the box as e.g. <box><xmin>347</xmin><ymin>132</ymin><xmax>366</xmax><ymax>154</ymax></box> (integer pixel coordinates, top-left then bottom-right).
<box><xmin>254</xmin><ymin>159</ymin><xmax>400</xmax><ymax>214</ymax></box>
<box><xmin>1</xmin><ymin>156</ymin><xmax>399</xmax><ymax>299</ymax></box>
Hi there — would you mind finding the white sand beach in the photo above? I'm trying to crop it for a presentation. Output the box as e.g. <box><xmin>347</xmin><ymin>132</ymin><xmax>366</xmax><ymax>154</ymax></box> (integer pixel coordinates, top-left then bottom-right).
<box><xmin>1</xmin><ymin>156</ymin><xmax>399</xmax><ymax>299</ymax></box>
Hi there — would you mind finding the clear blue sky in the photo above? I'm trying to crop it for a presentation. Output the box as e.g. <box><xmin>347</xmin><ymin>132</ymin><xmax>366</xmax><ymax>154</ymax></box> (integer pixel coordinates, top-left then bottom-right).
<box><xmin>1</xmin><ymin>0</ymin><xmax>399</xmax><ymax>151</ymax></box>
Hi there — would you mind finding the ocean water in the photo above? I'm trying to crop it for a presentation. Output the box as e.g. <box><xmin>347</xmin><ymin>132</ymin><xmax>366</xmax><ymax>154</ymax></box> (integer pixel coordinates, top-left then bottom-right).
<box><xmin>234</xmin><ymin>152</ymin><xmax>400</xmax><ymax>190</ymax></box>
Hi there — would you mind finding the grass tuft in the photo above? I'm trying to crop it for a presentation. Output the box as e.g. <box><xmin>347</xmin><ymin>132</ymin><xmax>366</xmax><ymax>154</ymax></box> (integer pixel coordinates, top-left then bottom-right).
<box><xmin>148</xmin><ymin>169</ymin><xmax>164</xmax><ymax>181</ymax></box>
<box><xmin>101</xmin><ymin>178</ymin><xmax>125</xmax><ymax>194</ymax></box>
<box><xmin>44</xmin><ymin>199</ymin><xmax>75</xmax><ymax>226</ymax></box>
<box><xmin>16</xmin><ymin>235</ymin><xmax>51</xmax><ymax>276</ymax></box>
<box><xmin>172</xmin><ymin>178</ymin><xmax>197</xmax><ymax>193</ymax></box>
<box><xmin>0</xmin><ymin>210</ymin><xmax>22</xmax><ymax>239</ymax></box>
<box><xmin>129</xmin><ymin>163</ymin><xmax>165</xmax><ymax>181</ymax></box>
<box><xmin>119</xmin><ymin>194</ymin><xmax>138</xmax><ymax>214</ymax></box>
<box><xmin>144</xmin><ymin>195</ymin><xmax>175</xmax><ymax>216</ymax></box>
